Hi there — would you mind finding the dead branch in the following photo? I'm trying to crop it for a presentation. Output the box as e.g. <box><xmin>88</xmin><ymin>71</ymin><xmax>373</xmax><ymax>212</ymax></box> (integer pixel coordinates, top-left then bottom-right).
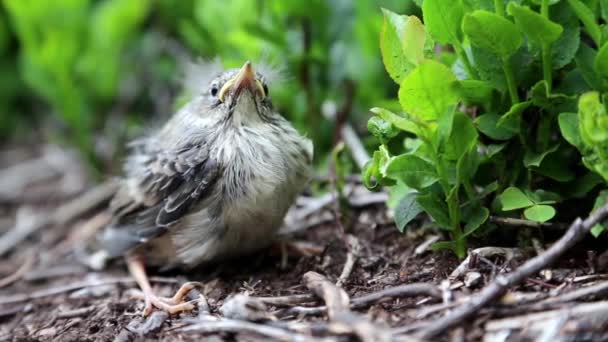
<box><xmin>485</xmin><ymin>300</ymin><xmax>608</xmax><ymax>340</ymax></box>
<box><xmin>542</xmin><ymin>280</ymin><xmax>608</xmax><ymax>305</ymax></box>
<box><xmin>303</xmin><ymin>271</ymin><xmax>391</xmax><ymax>342</ymax></box>
<box><xmin>450</xmin><ymin>247</ymin><xmax>525</xmax><ymax>279</ymax></box>
<box><xmin>350</xmin><ymin>283</ymin><xmax>442</xmax><ymax>309</ymax></box>
<box><xmin>256</xmin><ymin>293</ymin><xmax>318</xmax><ymax>307</ymax></box>
<box><xmin>177</xmin><ymin>316</ymin><xmax>324</xmax><ymax>342</ymax></box>
<box><xmin>418</xmin><ymin>202</ymin><xmax>608</xmax><ymax>339</ymax></box>
<box><xmin>336</xmin><ymin>234</ymin><xmax>361</xmax><ymax>287</ymax></box>
<box><xmin>278</xmin><ymin>281</ymin><xmax>442</xmax><ymax>318</ymax></box>
<box><xmin>0</xmin><ymin>252</ymin><xmax>35</xmax><ymax>288</ymax></box>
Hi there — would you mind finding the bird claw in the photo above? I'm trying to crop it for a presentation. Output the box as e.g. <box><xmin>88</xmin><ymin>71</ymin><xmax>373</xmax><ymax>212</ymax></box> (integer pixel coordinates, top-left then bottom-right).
<box><xmin>132</xmin><ymin>281</ymin><xmax>204</xmax><ymax>316</ymax></box>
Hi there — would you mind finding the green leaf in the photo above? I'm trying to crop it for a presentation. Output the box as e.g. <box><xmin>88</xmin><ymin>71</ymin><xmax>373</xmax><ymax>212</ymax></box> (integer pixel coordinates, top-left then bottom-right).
<box><xmin>535</xmin><ymin>152</ymin><xmax>576</xmax><ymax>182</ymax></box>
<box><xmin>380</xmin><ymin>9</ymin><xmax>429</xmax><ymax>83</ymax></box>
<box><xmin>462</xmin><ymin>10</ymin><xmax>522</xmax><ymax>58</ymax></box>
<box><xmin>569</xmin><ymin>172</ymin><xmax>604</xmax><ymax>197</ymax></box>
<box><xmin>567</xmin><ymin>0</ymin><xmax>602</xmax><ymax>47</ymax></box>
<box><xmin>394</xmin><ymin>192</ymin><xmax>424</xmax><ymax>232</ymax></box>
<box><xmin>416</xmin><ymin>191</ymin><xmax>451</xmax><ymax>228</ymax></box>
<box><xmin>523</xmin><ymin>144</ymin><xmax>559</xmax><ymax>167</ymax></box>
<box><xmin>507</xmin><ymin>3</ymin><xmax>563</xmax><ymax>48</ymax></box>
<box><xmin>398</xmin><ymin>60</ymin><xmax>459</xmax><ymax>122</ymax></box>
<box><xmin>463</xmin><ymin>205</ymin><xmax>490</xmax><ymax>236</ymax></box>
<box><xmin>422</xmin><ymin>0</ymin><xmax>464</xmax><ymax>45</ymax></box>
<box><xmin>497</xmin><ymin>101</ymin><xmax>531</xmax><ymax>132</ymax></box>
<box><xmin>530</xmin><ymin>80</ymin><xmax>577</xmax><ymax>110</ymax></box>
<box><xmin>499</xmin><ymin>187</ymin><xmax>534</xmax><ymax>210</ymax></box>
<box><xmin>579</xmin><ymin>92</ymin><xmax>608</xmax><ymax>145</ymax></box>
<box><xmin>551</xmin><ymin>1</ymin><xmax>581</xmax><ymax>70</ymax></box>
<box><xmin>524</xmin><ymin>205</ymin><xmax>556</xmax><ymax>222</ymax></box>
<box><xmin>385</xmin><ymin>154</ymin><xmax>439</xmax><ymax>189</ymax></box>
<box><xmin>475</xmin><ymin>113</ymin><xmax>517</xmax><ymax>140</ymax></box>
<box><xmin>457</xmin><ymin>146</ymin><xmax>480</xmax><ymax>183</ymax></box>
<box><xmin>456</xmin><ymin>80</ymin><xmax>494</xmax><ymax>106</ymax></box>
<box><xmin>445</xmin><ymin>112</ymin><xmax>478</xmax><ymax>160</ymax></box>
<box><xmin>591</xmin><ymin>190</ymin><xmax>608</xmax><ymax>236</ymax></box>
<box><xmin>575</xmin><ymin>44</ymin><xmax>602</xmax><ymax>90</ymax></box>
<box><xmin>363</xmin><ymin>147</ymin><xmax>395</xmax><ymax>189</ymax></box>
<box><xmin>486</xmin><ymin>143</ymin><xmax>507</xmax><ymax>158</ymax></box>
<box><xmin>595</xmin><ymin>42</ymin><xmax>608</xmax><ymax>79</ymax></box>
<box><xmin>370</xmin><ymin>108</ymin><xmax>421</xmax><ymax>136</ymax></box>
<box><xmin>470</xmin><ymin>46</ymin><xmax>507</xmax><ymax>90</ymax></box>
<box><xmin>368</xmin><ymin>116</ymin><xmax>399</xmax><ymax>143</ymax></box>
<box><xmin>558</xmin><ymin>112</ymin><xmax>584</xmax><ymax>149</ymax></box>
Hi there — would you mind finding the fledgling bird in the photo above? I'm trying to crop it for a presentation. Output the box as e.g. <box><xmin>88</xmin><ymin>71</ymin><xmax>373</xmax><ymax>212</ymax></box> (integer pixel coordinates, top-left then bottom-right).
<box><xmin>100</xmin><ymin>61</ymin><xmax>313</xmax><ymax>315</ymax></box>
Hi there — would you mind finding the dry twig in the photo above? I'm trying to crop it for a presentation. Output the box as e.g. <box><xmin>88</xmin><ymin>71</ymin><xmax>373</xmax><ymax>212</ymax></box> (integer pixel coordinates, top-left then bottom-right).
<box><xmin>303</xmin><ymin>271</ymin><xmax>391</xmax><ymax>342</ymax></box>
<box><xmin>336</xmin><ymin>234</ymin><xmax>361</xmax><ymax>287</ymax></box>
<box><xmin>418</xmin><ymin>203</ymin><xmax>608</xmax><ymax>339</ymax></box>
<box><xmin>0</xmin><ymin>252</ymin><xmax>35</xmax><ymax>288</ymax></box>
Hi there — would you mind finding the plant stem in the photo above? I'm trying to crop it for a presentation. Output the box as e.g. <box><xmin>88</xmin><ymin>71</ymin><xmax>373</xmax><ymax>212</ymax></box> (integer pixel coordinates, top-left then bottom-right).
<box><xmin>541</xmin><ymin>0</ymin><xmax>549</xmax><ymax>17</ymax></box>
<box><xmin>542</xmin><ymin>44</ymin><xmax>553</xmax><ymax>93</ymax></box>
<box><xmin>494</xmin><ymin>0</ymin><xmax>504</xmax><ymax>16</ymax></box>
<box><xmin>434</xmin><ymin>152</ymin><xmax>466</xmax><ymax>259</ymax></box>
<box><xmin>454</xmin><ymin>42</ymin><xmax>479</xmax><ymax>80</ymax></box>
<box><xmin>463</xmin><ymin>180</ymin><xmax>477</xmax><ymax>202</ymax></box>
<box><xmin>502</xmin><ymin>56</ymin><xmax>519</xmax><ymax>104</ymax></box>
<box><xmin>540</xmin><ymin>0</ymin><xmax>552</xmax><ymax>93</ymax></box>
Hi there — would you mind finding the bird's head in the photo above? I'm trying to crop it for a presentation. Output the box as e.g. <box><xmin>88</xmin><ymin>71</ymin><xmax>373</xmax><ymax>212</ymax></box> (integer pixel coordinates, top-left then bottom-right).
<box><xmin>202</xmin><ymin>61</ymin><xmax>273</xmax><ymax>122</ymax></box>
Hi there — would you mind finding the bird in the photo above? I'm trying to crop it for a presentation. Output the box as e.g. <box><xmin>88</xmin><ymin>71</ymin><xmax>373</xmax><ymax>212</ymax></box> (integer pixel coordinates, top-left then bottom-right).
<box><xmin>99</xmin><ymin>61</ymin><xmax>313</xmax><ymax>316</ymax></box>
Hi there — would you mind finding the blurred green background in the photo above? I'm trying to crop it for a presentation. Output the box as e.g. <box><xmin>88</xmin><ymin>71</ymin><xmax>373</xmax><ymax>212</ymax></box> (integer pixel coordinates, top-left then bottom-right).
<box><xmin>0</xmin><ymin>0</ymin><xmax>420</xmax><ymax>172</ymax></box>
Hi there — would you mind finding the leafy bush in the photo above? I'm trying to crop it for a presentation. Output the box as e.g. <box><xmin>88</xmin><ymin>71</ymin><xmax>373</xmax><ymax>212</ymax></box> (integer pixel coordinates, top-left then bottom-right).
<box><xmin>365</xmin><ymin>0</ymin><xmax>608</xmax><ymax>258</ymax></box>
<box><xmin>4</xmin><ymin>0</ymin><xmax>149</xmax><ymax>164</ymax></box>
<box><xmin>1</xmin><ymin>0</ymin><xmax>415</xmax><ymax>168</ymax></box>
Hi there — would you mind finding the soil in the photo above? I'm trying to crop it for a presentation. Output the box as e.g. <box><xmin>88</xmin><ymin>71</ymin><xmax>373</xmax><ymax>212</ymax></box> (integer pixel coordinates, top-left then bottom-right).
<box><xmin>2</xmin><ymin>148</ymin><xmax>608</xmax><ymax>341</ymax></box>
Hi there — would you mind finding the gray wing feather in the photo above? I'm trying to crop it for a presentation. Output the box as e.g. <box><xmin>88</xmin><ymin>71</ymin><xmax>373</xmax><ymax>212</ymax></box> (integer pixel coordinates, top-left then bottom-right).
<box><xmin>101</xmin><ymin>141</ymin><xmax>220</xmax><ymax>257</ymax></box>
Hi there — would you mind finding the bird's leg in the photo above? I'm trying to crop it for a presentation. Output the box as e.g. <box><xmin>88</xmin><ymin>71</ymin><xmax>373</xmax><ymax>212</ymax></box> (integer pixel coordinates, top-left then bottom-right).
<box><xmin>126</xmin><ymin>256</ymin><xmax>198</xmax><ymax>316</ymax></box>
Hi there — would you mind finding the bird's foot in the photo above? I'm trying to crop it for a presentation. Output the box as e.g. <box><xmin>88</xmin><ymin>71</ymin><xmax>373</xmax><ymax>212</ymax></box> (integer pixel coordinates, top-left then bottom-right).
<box><xmin>131</xmin><ymin>281</ymin><xmax>203</xmax><ymax>316</ymax></box>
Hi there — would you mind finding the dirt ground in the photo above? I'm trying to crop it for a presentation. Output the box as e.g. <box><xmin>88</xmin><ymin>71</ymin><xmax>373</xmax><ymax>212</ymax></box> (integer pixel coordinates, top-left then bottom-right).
<box><xmin>2</xmin><ymin>147</ymin><xmax>608</xmax><ymax>341</ymax></box>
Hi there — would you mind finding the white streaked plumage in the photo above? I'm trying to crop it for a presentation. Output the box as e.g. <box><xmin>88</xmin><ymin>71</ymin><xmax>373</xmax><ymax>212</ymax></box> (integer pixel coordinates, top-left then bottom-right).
<box><xmin>100</xmin><ymin>61</ymin><xmax>312</xmax><ymax>269</ymax></box>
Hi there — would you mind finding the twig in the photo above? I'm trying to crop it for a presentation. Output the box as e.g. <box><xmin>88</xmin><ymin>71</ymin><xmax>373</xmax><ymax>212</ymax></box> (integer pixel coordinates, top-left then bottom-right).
<box><xmin>450</xmin><ymin>247</ymin><xmax>525</xmax><ymax>279</ymax></box>
<box><xmin>0</xmin><ymin>276</ymin><xmax>177</xmax><ymax>305</ymax></box>
<box><xmin>278</xmin><ymin>282</ymin><xmax>442</xmax><ymax>318</ymax></box>
<box><xmin>0</xmin><ymin>252</ymin><xmax>35</xmax><ymax>288</ymax></box>
<box><xmin>484</xmin><ymin>300</ymin><xmax>608</xmax><ymax>339</ymax></box>
<box><xmin>56</xmin><ymin>306</ymin><xmax>95</xmax><ymax>319</ymax></box>
<box><xmin>336</xmin><ymin>234</ymin><xmax>361</xmax><ymax>287</ymax></box>
<box><xmin>177</xmin><ymin>317</ymin><xmax>318</xmax><ymax>342</ymax></box>
<box><xmin>542</xmin><ymin>280</ymin><xmax>608</xmax><ymax>304</ymax></box>
<box><xmin>303</xmin><ymin>271</ymin><xmax>391</xmax><ymax>342</ymax></box>
<box><xmin>489</xmin><ymin>216</ymin><xmax>567</xmax><ymax>229</ymax></box>
<box><xmin>418</xmin><ymin>202</ymin><xmax>608</xmax><ymax>339</ymax></box>
<box><xmin>256</xmin><ymin>293</ymin><xmax>318</xmax><ymax>307</ymax></box>
<box><xmin>350</xmin><ymin>283</ymin><xmax>442</xmax><ymax>309</ymax></box>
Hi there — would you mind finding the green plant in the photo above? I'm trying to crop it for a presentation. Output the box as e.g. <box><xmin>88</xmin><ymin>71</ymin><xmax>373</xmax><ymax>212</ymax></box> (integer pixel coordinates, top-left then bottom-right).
<box><xmin>4</xmin><ymin>0</ymin><xmax>149</xmax><ymax>165</ymax></box>
<box><xmin>365</xmin><ymin>0</ymin><xmax>608</xmax><ymax>258</ymax></box>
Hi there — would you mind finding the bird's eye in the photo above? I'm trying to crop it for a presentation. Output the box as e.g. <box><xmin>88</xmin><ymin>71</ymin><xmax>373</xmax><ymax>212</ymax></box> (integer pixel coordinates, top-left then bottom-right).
<box><xmin>210</xmin><ymin>86</ymin><xmax>219</xmax><ymax>97</ymax></box>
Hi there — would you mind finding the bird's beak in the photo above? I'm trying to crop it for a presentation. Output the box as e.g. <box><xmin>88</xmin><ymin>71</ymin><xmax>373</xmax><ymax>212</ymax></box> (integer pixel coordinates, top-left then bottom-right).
<box><xmin>219</xmin><ymin>61</ymin><xmax>266</xmax><ymax>103</ymax></box>
<box><xmin>233</xmin><ymin>61</ymin><xmax>257</xmax><ymax>94</ymax></box>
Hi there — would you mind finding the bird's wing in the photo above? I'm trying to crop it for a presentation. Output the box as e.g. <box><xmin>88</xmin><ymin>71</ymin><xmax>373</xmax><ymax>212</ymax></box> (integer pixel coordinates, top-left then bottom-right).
<box><xmin>101</xmin><ymin>139</ymin><xmax>220</xmax><ymax>256</ymax></box>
